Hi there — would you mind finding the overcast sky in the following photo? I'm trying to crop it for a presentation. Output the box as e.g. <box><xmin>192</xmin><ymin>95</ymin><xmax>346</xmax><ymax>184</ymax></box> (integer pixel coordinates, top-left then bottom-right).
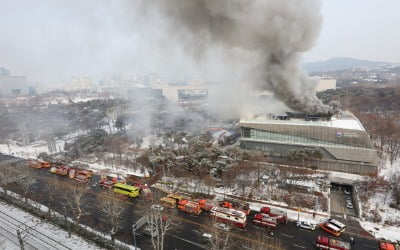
<box><xmin>304</xmin><ymin>0</ymin><xmax>400</xmax><ymax>63</ymax></box>
<box><xmin>0</xmin><ymin>0</ymin><xmax>399</xmax><ymax>85</ymax></box>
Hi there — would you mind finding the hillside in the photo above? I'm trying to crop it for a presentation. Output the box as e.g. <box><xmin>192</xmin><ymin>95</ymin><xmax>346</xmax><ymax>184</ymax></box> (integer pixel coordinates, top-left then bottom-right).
<box><xmin>303</xmin><ymin>57</ymin><xmax>390</xmax><ymax>73</ymax></box>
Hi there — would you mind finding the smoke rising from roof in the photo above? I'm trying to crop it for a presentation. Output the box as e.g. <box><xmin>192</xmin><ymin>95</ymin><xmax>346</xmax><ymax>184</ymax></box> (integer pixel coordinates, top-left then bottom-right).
<box><xmin>140</xmin><ymin>0</ymin><xmax>331</xmax><ymax>114</ymax></box>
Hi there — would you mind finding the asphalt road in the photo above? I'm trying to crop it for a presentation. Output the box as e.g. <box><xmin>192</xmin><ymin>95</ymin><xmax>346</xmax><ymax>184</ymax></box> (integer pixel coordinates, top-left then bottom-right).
<box><xmin>0</xmin><ymin>152</ymin><xmax>379</xmax><ymax>250</ymax></box>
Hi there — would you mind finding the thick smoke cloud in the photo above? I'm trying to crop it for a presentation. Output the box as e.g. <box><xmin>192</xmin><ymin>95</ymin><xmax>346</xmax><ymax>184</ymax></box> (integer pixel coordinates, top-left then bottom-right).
<box><xmin>140</xmin><ymin>0</ymin><xmax>331</xmax><ymax>114</ymax></box>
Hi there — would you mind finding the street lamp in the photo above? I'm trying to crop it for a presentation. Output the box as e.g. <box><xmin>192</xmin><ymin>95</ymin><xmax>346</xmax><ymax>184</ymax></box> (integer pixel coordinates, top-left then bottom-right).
<box><xmin>132</xmin><ymin>224</ymin><xmax>137</xmax><ymax>249</ymax></box>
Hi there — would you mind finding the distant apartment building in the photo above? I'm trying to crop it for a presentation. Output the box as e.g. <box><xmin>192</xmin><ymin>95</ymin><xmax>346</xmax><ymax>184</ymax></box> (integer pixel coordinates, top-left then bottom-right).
<box><xmin>66</xmin><ymin>77</ymin><xmax>94</xmax><ymax>91</ymax></box>
<box><xmin>153</xmin><ymin>81</ymin><xmax>208</xmax><ymax>104</ymax></box>
<box><xmin>316</xmin><ymin>78</ymin><xmax>337</xmax><ymax>92</ymax></box>
<box><xmin>0</xmin><ymin>67</ymin><xmax>29</xmax><ymax>96</ymax></box>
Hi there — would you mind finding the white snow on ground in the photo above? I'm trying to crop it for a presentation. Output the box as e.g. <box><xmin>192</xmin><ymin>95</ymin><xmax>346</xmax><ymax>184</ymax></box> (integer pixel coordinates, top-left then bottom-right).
<box><xmin>0</xmin><ymin>189</ymin><xmax>138</xmax><ymax>250</ymax></box>
<box><xmin>358</xmin><ymin>155</ymin><xmax>400</xmax><ymax>242</ymax></box>
<box><xmin>0</xmin><ymin>130</ymin><xmax>90</xmax><ymax>158</ymax></box>
<box><xmin>140</xmin><ymin>135</ymin><xmax>163</xmax><ymax>149</ymax></box>
<box><xmin>325</xmin><ymin>170</ymin><xmax>365</xmax><ymax>183</ymax></box>
<box><xmin>360</xmin><ymin>221</ymin><xmax>400</xmax><ymax>242</ymax></box>
<box><xmin>73</xmin><ymin>160</ymin><xmax>150</xmax><ymax>178</ymax></box>
<box><xmin>379</xmin><ymin>156</ymin><xmax>400</xmax><ymax>179</ymax></box>
<box><xmin>45</xmin><ymin>96</ymin><xmax>102</xmax><ymax>105</ymax></box>
<box><xmin>0</xmin><ymin>141</ymin><xmax>54</xmax><ymax>159</ymax></box>
<box><xmin>0</xmin><ymin>136</ymin><xmax>150</xmax><ymax>178</ymax></box>
<box><xmin>0</xmin><ymin>201</ymin><xmax>101</xmax><ymax>250</ymax></box>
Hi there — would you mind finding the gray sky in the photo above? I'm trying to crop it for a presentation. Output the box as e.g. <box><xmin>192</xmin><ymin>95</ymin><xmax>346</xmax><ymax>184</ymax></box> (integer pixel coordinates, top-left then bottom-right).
<box><xmin>304</xmin><ymin>0</ymin><xmax>400</xmax><ymax>62</ymax></box>
<box><xmin>0</xmin><ymin>0</ymin><xmax>399</xmax><ymax>85</ymax></box>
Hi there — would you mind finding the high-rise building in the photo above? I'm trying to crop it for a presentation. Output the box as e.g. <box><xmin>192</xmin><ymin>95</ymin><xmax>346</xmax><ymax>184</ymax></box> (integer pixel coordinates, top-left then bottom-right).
<box><xmin>0</xmin><ymin>67</ymin><xmax>28</xmax><ymax>96</ymax></box>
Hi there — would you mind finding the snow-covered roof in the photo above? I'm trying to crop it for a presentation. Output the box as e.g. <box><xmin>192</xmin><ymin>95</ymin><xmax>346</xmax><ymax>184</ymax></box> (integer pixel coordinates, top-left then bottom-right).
<box><xmin>240</xmin><ymin>112</ymin><xmax>365</xmax><ymax>131</ymax></box>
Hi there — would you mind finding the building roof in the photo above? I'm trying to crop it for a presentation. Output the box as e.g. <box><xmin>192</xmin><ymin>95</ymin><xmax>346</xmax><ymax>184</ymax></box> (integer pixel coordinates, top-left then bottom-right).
<box><xmin>240</xmin><ymin>112</ymin><xmax>365</xmax><ymax>132</ymax></box>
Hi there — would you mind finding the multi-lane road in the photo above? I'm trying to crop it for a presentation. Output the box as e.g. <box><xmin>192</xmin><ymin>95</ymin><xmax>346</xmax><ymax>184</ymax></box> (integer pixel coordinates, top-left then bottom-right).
<box><xmin>0</xmin><ymin>152</ymin><xmax>379</xmax><ymax>249</ymax></box>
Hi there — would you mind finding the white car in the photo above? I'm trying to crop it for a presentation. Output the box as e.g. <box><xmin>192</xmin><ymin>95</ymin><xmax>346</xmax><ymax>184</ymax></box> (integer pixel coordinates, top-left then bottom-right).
<box><xmin>296</xmin><ymin>221</ymin><xmax>317</xmax><ymax>230</ymax></box>
<box><xmin>143</xmin><ymin>226</ymin><xmax>158</xmax><ymax>237</ymax></box>
<box><xmin>201</xmin><ymin>233</ymin><xmax>212</xmax><ymax>241</ymax></box>
<box><xmin>344</xmin><ymin>189</ymin><xmax>351</xmax><ymax>195</ymax></box>
<box><xmin>346</xmin><ymin>203</ymin><xmax>353</xmax><ymax>209</ymax></box>
<box><xmin>151</xmin><ymin>204</ymin><xmax>164</xmax><ymax>212</ymax></box>
<box><xmin>214</xmin><ymin>223</ymin><xmax>230</xmax><ymax>231</ymax></box>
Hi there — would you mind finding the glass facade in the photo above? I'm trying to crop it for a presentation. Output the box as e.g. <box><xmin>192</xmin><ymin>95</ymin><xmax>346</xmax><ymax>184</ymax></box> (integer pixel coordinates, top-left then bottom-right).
<box><xmin>243</xmin><ymin>128</ymin><xmax>366</xmax><ymax>149</ymax></box>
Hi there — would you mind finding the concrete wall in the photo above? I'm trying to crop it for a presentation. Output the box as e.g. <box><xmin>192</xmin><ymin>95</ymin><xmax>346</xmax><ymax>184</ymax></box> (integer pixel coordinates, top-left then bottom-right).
<box><xmin>316</xmin><ymin>79</ymin><xmax>337</xmax><ymax>92</ymax></box>
<box><xmin>240</xmin><ymin>140</ymin><xmax>378</xmax><ymax>175</ymax></box>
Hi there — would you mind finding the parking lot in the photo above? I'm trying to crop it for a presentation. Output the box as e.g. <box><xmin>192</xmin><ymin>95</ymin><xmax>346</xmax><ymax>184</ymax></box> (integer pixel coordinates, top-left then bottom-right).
<box><xmin>330</xmin><ymin>183</ymin><xmax>358</xmax><ymax>217</ymax></box>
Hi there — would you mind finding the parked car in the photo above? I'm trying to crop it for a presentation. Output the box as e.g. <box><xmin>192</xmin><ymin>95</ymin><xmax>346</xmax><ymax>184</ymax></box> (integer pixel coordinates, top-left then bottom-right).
<box><xmin>296</xmin><ymin>221</ymin><xmax>317</xmax><ymax>230</ymax></box>
<box><xmin>143</xmin><ymin>225</ymin><xmax>158</xmax><ymax>237</ymax></box>
<box><xmin>214</xmin><ymin>222</ymin><xmax>230</xmax><ymax>231</ymax></box>
<box><xmin>346</xmin><ymin>203</ymin><xmax>353</xmax><ymax>209</ymax></box>
<box><xmin>151</xmin><ymin>204</ymin><xmax>164</xmax><ymax>212</ymax></box>
<box><xmin>344</xmin><ymin>189</ymin><xmax>351</xmax><ymax>195</ymax></box>
<box><xmin>200</xmin><ymin>233</ymin><xmax>212</xmax><ymax>243</ymax></box>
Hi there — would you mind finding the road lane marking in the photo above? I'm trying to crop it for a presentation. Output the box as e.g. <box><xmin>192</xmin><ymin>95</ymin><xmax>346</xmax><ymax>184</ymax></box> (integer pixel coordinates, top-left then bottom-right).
<box><xmin>3</xmin><ymin>163</ymin><xmax>377</xmax><ymax>247</ymax></box>
<box><xmin>281</xmin><ymin>233</ymin><xmax>294</xmax><ymax>238</ymax></box>
<box><xmin>362</xmin><ymin>244</ymin><xmax>377</xmax><ymax>249</ymax></box>
<box><xmin>172</xmin><ymin>236</ymin><xmax>207</xmax><ymax>249</ymax></box>
<box><xmin>293</xmin><ymin>243</ymin><xmax>306</xmax><ymax>249</ymax></box>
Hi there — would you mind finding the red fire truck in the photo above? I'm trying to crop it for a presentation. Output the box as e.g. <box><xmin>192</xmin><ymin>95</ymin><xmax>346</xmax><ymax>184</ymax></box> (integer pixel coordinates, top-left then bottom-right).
<box><xmin>220</xmin><ymin>199</ymin><xmax>251</xmax><ymax>215</ymax></box>
<box><xmin>253</xmin><ymin>213</ymin><xmax>277</xmax><ymax>229</ymax></box>
<box><xmin>315</xmin><ymin>235</ymin><xmax>351</xmax><ymax>250</ymax></box>
<box><xmin>178</xmin><ymin>199</ymin><xmax>202</xmax><ymax>215</ymax></box>
<box><xmin>260</xmin><ymin>206</ymin><xmax>287</xmax><ymax>224</ymax></box>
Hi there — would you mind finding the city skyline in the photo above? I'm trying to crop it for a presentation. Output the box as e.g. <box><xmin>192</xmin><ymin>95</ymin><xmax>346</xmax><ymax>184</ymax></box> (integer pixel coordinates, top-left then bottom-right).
<box><xmin>0</xmin><ymin>0</ymin><xmax>399</xmax><ymax>86</ymax></box>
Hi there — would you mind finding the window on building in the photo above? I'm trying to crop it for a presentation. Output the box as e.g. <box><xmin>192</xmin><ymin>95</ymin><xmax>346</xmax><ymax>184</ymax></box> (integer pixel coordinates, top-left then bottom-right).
<box><xmin>11</xmin><ymin>89</ymin><xmax>21</xmax><ymax>95</ymax></box>
<box><xmin>243</xmin><ymin>128</ymin><xmax>251</xmax><ymax>138</ymax></box>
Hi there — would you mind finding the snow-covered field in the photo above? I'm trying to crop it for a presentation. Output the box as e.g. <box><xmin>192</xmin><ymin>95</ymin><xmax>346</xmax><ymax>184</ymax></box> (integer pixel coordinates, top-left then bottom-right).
<box><xmin>358</xmin><ymin>156</ymin><xmax>400</xmax><ymax>242</ymax></box>
<box><xmin>0</xmin><ymin>201</ymin><xmax>101</xmax><ymax>250</ymax></box>
<box><xmin>0</xmin><ymin>140</ymin><xmax>64</xmax><ymax>159</ymax></box>
<box><xmin>0</xmin><ymin>136</ymin><xmax>149</xmax><ymax>179</ymax></box>
<box><xmin>360</xmin><ymin>221</ymin><xmax>400</xmax><ymax>242</ymax></box>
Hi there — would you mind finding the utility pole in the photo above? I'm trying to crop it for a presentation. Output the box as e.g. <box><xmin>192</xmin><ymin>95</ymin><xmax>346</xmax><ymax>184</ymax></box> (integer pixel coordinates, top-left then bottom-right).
<box><xmin>17</xmin><ymin>230</ymin><xmax>25</xmax><ymax>250</ymax></box>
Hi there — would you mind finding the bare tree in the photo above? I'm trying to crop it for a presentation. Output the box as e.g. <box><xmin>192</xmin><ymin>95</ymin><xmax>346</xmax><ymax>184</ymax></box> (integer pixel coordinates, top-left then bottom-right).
<box><xmin>45</xmin><ymin>179</ymin><xmax>60</xmax><ymax>217</ymax></box>
<box><xmin>17</xmin><ymin>174</ymin><xmax>36</xmax><ymax>204</ymax></box>
<box><xmin>387</xmin><ymin>136</ymin><xmax>400</xmax><ymax>165</ymax></box>
<box><xmin>206</xmin><ymin>216</ymin><xmax>231</xmax><ymax>250</ymax></box>
<box><xmin>97</xmin><ymin>193</ymin><xmax>127</xmax><ymax>243</ymax></box>
<box><xmin>144</xmin><ymin>205</ymin><xmax>172</xmax><ymax>250</ymax></box>
<box><xmin>249</xmin><ymin>151</ymin><xmax>266</xmax><ymax>186</ymax></box>
<box><xmin>64</xmin><ymin>183</ymin><xmax>88</xmax><ymax>225</ymax></box>
<box><xmin>0</xmin><ymin>163</ymin><xmax>14</xmax><ymax>197</ymax></box>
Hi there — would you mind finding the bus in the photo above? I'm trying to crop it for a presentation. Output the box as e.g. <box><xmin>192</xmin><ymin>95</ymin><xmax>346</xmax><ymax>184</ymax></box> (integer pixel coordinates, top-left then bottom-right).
<box><xmin>112</xmin><ymin>183</ymin><xmax>139</xmax><ymax>198</ymax></box>
<box><xmin>319</xmin><ymin>222</ymin><xmax>341</xmax><ymax>237</ymax></box>
<box><xmin>327</xmin><ymin>218</ymin><xmax>346</xmax><ymax>232</ymax></box>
